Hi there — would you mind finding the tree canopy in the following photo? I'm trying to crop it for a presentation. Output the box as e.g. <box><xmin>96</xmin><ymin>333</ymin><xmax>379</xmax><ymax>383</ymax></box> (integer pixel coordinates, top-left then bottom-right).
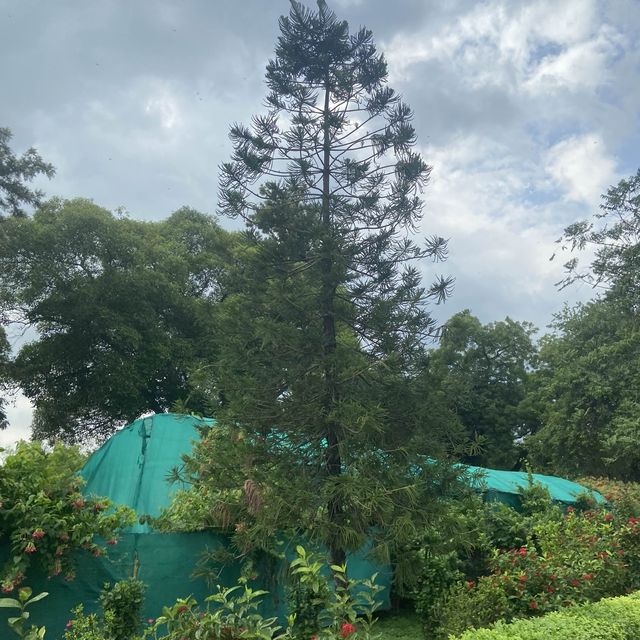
<box><xmin>428</xmin><ymin>310</ymin><xmax>539</xmax><ymax>469</ymax></box>
<box><xmin>528</xmin><ymin>169</ymin><xmax>640</xmax><ymax>480</ymax></box>
<box><xmin>0</xmin><ymin>198</ymin><xmax>234</xmax><ymax>442</ymax></box>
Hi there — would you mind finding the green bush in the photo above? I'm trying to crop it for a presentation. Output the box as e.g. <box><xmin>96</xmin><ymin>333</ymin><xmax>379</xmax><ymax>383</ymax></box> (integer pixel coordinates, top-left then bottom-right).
<box><xmin>452</xmin><ymin>592</ymin><xmax>640</xmax><ymax>639</ymax></box>
<box><xmin>143</xmin><ymin>546</ymin><xmax>383</xmax><ymax>640</ymax></box>
<box><xmin>63</xmin><ymin>579</ymin><xmax>145</xmax><ymax>640</ymax></box>
<box><xmin>579</xmin><ymin>477</ymin><xmax>640</xmax><ymax>518</ymax></box>
<box><xmin>0</xmin><ymin>442</ymin><xmax>135</xmax><ymax>592</ymax></box>
<box><xmin>438</xmin><ymin>508</ymin><xmax>639</xmax><ymax>637</ymax></box>
<box><xmin>99</xmin><ymin>579</ymin><xmax>146</xmax><ymax>640</ymax></box>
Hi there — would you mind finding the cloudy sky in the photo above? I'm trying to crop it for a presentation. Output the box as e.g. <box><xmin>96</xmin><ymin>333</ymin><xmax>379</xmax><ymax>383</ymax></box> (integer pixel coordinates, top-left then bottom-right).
<box><xmin>1</xmin><ymin>0</ymin><xmax>639</xmax><ymax>445</ymax></box>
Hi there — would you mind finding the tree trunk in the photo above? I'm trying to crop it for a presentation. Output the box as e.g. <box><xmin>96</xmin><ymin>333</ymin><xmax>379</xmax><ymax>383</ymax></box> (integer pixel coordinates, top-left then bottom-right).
<box><xmin>320</xmin><ymin>81</ymin><xmax>346</xmax><ymax>573</ymax></box>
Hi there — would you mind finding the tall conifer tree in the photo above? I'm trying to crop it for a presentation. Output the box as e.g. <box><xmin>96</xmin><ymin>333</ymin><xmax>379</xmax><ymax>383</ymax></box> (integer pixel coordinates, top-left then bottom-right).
<box><xmin>174</xmin><ymin>1</ymin><xmax>456</xmax><ymax>577</ymax></box>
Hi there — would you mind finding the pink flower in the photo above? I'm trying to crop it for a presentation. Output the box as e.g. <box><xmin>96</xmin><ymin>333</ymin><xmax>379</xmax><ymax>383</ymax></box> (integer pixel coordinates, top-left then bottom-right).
<box><xmin>147</xmin><ymin>619</ymin><xmax>155</xmax><ymax>625</ymax></box>
<box><xmin>340</xmin><ymin>622</ymin><xmax>356</xmax><ymax>637</ymax></box>
<box><xmin>32</xmin><ymin>529</ymin><xmax>45</xmax><ymax>540</ymax></box>
<box><xmin>518</xmin><ymin>547</ymin><xmax>527</xmax><ymax>557</ymax></box>
<box><xmin>66</xmin><ymin>620</ymin><xmax>73</xmax><ymax>629</ymax></box>
<box><xmin>24</xmin><ymin>542</ymin><xmax>37</xmax><ymax>554</ymax></box>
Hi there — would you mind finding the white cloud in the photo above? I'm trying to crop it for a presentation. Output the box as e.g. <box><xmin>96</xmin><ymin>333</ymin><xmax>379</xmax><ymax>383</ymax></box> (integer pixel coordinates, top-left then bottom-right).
<box><xmin>544</xmin><ymin>134</ymin><xmax>617</xmax><ymax>206</ymax></box>
<box><xmin>526</xmin><ymin>25</ymin><xmax>623</xmax><ymax>94</ymax></box>
<box><xmin>145</xmin><ymin>90</ymin><xmax>182</xmax><ymax>130</ymax></box>
<box><xmin>384</xmin><ymin>0</ymin><xmax>604</xmax><ymax>90</ymax></box>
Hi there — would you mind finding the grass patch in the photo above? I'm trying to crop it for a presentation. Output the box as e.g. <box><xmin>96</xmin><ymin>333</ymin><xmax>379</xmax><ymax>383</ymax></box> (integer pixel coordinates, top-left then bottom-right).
<box><xmin>374</xmin><ymin>611</ymin><xmax>423</xmax><ymax>640</ymax></box>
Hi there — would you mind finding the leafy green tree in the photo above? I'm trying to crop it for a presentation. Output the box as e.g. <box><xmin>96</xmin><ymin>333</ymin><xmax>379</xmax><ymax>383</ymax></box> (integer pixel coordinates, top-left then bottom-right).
<box><xmin>529</xmin><ymin>170</ymin><xmax>640</xmax><ymax>480</ymax></box>
<box><xmin>527</xmin><ymin>299</ymin><xmax>640</xmax><ymax>480</ymax></box>
<box><xmin>0</xmin><ymin>327</ymin><xmax>9</xmax><ymax>429</ymax></box>
<box><xmin>0</xmin><ymin>128</ymin><xmax>55</xmax><ymax>219</ymax></box>
<box><xmin>0</xmin><ymin>198</ymin><xmax>234</xmax><ymax>442</ymax></box>
<box><xmin>428</xmin><ymin>311</ymin><xmax>539</xmax><ymax>469</ymax></box>
<box><xmin>169</xmin><ymin>0</ymin><xmax>455</xmax><ymax>577</ymax></box>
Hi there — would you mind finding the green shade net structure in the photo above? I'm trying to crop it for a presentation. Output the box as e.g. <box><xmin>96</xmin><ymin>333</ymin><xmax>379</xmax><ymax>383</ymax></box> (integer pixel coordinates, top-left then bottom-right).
<box><xmin>1</xmin><ymin>414</ymin><xmax>390</xmax><ymax>639</ymax></box>
<box><xmin>464</xmin><ymin>464</ymin><xmax>606</xmax><ymax>508</ymax></box>
<box><xmin>1</xmin><ymin>413</ymin><xmax>603</xmax><ymax>638</ymax></box>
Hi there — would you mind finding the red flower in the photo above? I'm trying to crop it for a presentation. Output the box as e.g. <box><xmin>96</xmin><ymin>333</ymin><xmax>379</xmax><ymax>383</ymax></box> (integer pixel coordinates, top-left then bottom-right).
<box><xmin>529</xmin><ymin>600</ymin><xmax>538</xmax><ymax>609</ymax></box>
<box><xmin>604</xmin><ymin>513</ymin><xmax>613</xmax><ymax>522</ymax></box>
<box><xmin>177</xmin><ymin>605</ymin><xmax>188</xmax><ymax>614</ymax></box>
<box><xmin>583</xmin><ymin>574</ymin><xmax>593</xmax><ymax>581</ymax></box>
<box><xmin>24</xmin><ymin>542</ymin><xmax>37</xmax><ymax>554</ymax></box>
<box><xmin>32</xmin><ymin>529</ymin><xmax>45</xmax><ymax>540</ymax></box>
<box><xmin>518</xmin><ymin>575</ymin><xmax>527</xmax><ymax>582</ymax></box>
<box><xmin>518</xmin><ymin>547</ymin><xmax>527</xmax><ymax>557</ymax></box>
<box><xmin>340</xmin><ymin>622</ymin><xmax>356</xmax><ymax>637</ymax></box>
<box><xmin>466</xmin><ymin>580</ymin><xmax>476</xmax><ymax>589</ymax></box>
<box><xmin>72</xmin><ymin>499</ymin><xmax>85</xmax><ymax>509</ymax></box>
<box><xmin>546</xmin><ymin>585</ymin><xmax>555</xmax><ymax>593</ymax></box>
<box><xmin>106</xmin><ymin>538</ymin><xmax>118</xmax><ymax>546</ymax></box>
<box><xmin>570</xmin><ymin>579</ymin><xmax>579</xmax><ymax>587</ymax></box>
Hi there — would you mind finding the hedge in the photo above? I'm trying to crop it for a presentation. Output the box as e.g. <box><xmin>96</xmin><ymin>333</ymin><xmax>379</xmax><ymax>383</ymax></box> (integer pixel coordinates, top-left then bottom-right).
<box><xmin>452</xmin><ymin>592</ymin><xmax>640</xmax><ymax>639</ymax></box>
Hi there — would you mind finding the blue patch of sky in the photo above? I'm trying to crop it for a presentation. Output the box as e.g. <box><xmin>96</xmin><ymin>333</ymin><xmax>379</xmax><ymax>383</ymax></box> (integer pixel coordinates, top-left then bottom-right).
<box><xmin>527</xmin><ymin>41</ymin><xmax>564</xmax><ymax>65</ymax></box>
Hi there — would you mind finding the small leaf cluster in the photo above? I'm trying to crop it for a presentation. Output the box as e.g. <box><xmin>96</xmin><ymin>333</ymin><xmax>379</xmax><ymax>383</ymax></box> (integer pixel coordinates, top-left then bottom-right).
<box><xmin>0</xmin><ymin>586</ymin><xmax>48</xmax><ymax>639</ymax></box>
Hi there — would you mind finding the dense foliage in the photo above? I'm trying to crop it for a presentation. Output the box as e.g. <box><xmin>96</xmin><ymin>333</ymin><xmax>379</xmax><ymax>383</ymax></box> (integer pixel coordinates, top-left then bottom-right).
<box><xmin>453</xmin><ymin>592</ymin><xmax>640</xmax><ymax>640</ymax></box>
<box><xmin>403</xmin><ymin>477</ymin><xmax>640</xmax><ymax>638</ymax></box>
<box><xmin>0</xmin><ymin>441</ymin><xmax>135</xmax><ymax>592</ymax></box>
<box><xmin>63</xmin><ymin>579</ymin><xmax>145</xmax><ymax>640</ymax></box>
<box><xmin>0</xmin><ymin>198</ymin><xmax>234</xmax><ymax>442</ymax></box>
<box><xmin>525</xmin><ymin>168</ymin><xmax>640</xmax><ymax>480</ymax></box>
<box><xmin>427</xmin><ymin>311</ymin><xmax>538</xmax><ymax>469</ymax></box>
<box><xmin>0</xmin><ymin>326</ymin><xmax>9</xmax><ymax>429</ymax></box>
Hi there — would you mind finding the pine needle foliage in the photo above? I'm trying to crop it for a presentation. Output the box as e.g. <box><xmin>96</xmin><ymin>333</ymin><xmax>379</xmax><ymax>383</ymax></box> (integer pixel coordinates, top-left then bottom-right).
<box><xmin>168</xmin><ymin>0</ymin><xmax>459</xmax><ymax>581</ymax></box>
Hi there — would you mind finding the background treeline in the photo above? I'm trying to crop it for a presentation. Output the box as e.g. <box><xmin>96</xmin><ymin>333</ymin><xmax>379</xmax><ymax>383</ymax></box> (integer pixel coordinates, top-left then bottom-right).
<box><xmin>1</xmin><ymin>168</ymin><xmax>639</xmax><ymax>481</ymax></box>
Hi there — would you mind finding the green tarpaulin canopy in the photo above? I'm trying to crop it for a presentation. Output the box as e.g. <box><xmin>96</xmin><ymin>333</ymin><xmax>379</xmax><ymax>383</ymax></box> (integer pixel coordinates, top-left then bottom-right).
<box><xmin>2</xmin><ymin>413</ymin><xmax>603</xmax><ymax>638</ymax></box>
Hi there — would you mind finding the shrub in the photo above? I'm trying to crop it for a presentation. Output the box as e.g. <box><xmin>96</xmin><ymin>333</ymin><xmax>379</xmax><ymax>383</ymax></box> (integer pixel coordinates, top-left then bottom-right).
<box><xmin>143</xmin><ymin>546</ymin><xmax>383</xmax><ymax>640</ymax></box>
<box><xmin>452</xmin><ymin>592</ymin><xmax>640</xmax><ymax>639</ymax></box>
<box><xmin>99</xmin><ymin>578</ymin><xmax>146</xmax><ymax>640</ymax></box>
<box><xmin>62</xmin><ymin>579</ymin><xmax>145</xmax><ymax>640</ymax></box>
<box><xmin>0</xmin><ymin>442</ymin><xmax>135</xmax><ymax>592</ymax></box>
<box><xmin>63</xmin><ymin>605</ymin><xmax>110</xmax><ymax>640</ymax></box>
<box><xmin>438</xmin><ymin>507</ymin><xmax>640</xmax><ymax>637</ymax></box>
